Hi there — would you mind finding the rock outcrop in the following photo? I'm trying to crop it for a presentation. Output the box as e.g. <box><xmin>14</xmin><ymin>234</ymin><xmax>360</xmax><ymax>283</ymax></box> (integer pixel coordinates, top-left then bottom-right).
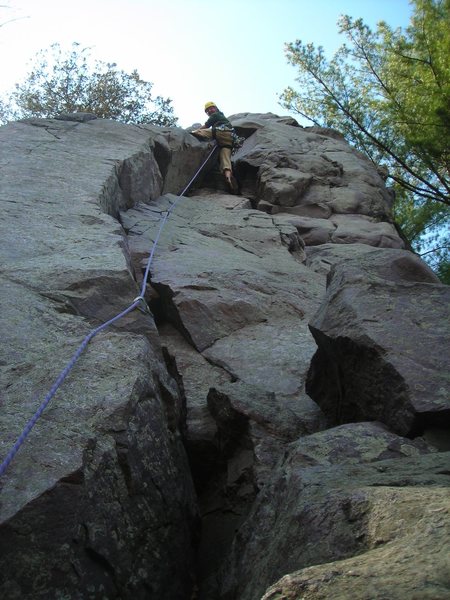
<box><xmin>0</xmin><ymin>113</ymin><xmax>448</xmax><ymax>600</ymax></box>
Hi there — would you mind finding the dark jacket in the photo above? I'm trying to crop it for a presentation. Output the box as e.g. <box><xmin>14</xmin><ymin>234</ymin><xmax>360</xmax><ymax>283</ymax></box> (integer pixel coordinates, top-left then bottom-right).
<box><xmin>204</xmin><ymin>110</ymin><xmax>232</xmax><ymax>130</ymax></box>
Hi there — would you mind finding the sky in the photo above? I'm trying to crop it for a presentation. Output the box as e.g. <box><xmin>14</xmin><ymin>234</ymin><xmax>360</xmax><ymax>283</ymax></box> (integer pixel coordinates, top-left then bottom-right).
<box><xmin>0</xmin><ymin>0</ymin><xmax>414</xmax><ymax>128</ymax></box>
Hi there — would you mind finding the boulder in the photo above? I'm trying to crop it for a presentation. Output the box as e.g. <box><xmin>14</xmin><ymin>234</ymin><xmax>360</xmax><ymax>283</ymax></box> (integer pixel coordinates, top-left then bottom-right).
<box><xmin>305</xmin><ymin>243</ymin><xmax>386</xmax><ymax>275</ymax></box>
<box><xmin>274</xmin><ymin>214</ymin><xmax>336</xmax><ymax>245</ymax></box>
<box><xmin>216</xmin><ymin>423</ymin><xmax>445</xmax><ymax>600</ymax></box>
<box><xmin>262</xmin><ymin>487</ymin><xmax>450</xmax><ymax>600</ymax></box>
<box><xmin>258</xmin><ymin>166</ymin><xmax>313</xmax><ymax>207</ymax></box>
<box><xmin>330</xmin><ymin>213</ymin><xmax>404</xmax><ymax>248</ymax></box>
<box><xmin>230</xmin><ymin>116</ymin><xmax>395</xmax><ymax>223</ymax></box>
<box><xmin>307</xmin><ymin>249</ymin><xmax>449</xmax><ymax>435</ymax></box>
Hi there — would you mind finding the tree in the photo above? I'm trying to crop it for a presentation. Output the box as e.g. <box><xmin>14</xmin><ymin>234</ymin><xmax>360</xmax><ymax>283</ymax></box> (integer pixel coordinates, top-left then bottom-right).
<box><xmin>280</xmin><ymin>0</ymin><xmax>449</xmax><ymax>282</ymax></box>
<box><xmin>1</xmin><ymin>42</ymin><xmax>177</xmax><ymax>126</ymax></box>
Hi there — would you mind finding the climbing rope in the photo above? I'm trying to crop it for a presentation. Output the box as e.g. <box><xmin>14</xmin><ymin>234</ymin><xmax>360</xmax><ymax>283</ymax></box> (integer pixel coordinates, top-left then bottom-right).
<box><xmin>0</xmin><ymin>143</ymin><xmax>218</xmax><ymax>479</ymax></box>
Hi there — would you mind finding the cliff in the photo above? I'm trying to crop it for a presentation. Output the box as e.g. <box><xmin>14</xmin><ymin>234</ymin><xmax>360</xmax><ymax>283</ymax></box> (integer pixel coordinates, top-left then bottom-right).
<box><xmin>0</xmin><ymin>113</ymin><xmax>449</xmax><ymax>599</ymax></box>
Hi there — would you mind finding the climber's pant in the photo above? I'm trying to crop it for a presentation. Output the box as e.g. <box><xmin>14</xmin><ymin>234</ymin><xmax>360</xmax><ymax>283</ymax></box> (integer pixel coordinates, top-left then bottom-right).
<box><xmin>192</xmin><ymin>129</ymin><xmax>233</xmax><ymax>173</ymax></box>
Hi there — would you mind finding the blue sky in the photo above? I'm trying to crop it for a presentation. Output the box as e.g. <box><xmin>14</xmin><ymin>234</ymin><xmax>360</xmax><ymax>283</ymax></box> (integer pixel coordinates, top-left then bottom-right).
<box><xmin>1</xmin><ymin>0</ymin><xmax>413</xmax><ymax>127</ymax></box>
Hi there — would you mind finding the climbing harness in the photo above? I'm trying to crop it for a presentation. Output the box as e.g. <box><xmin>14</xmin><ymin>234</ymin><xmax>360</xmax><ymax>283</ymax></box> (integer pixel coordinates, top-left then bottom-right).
<box><xmin>212</xmin><ymin>124</ymin><xmax>233</xmax><ymax>149</ymax></box>
<box><xmin>0</xmin><ymin>143</ymin><xmax>218</xmax><ymax>479</ymax></box>
<box><xmin>212</xmin><ymin>124</ymin><xmax>245</xmax><ymax>154</ymax></box>
<box><xmin>231</xmin><ymin>131</ymin><xmax>245</xmax><ymax>154</ymax></box>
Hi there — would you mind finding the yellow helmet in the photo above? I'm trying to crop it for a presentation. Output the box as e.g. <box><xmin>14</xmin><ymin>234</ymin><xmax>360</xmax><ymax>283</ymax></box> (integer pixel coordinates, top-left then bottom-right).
<box><xmin>204</xmin><ymin>101</ymin><xmax>217</xmax><ymax>111</ymax></box>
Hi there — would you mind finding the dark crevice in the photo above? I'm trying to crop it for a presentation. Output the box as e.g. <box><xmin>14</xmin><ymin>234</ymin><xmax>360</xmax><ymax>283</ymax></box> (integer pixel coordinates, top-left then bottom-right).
<box><xmin>233</xmin><ymin>126</ymin><xmax>258</xmax><ymax>138</ymax></box>
<box><xmin>157</xmin><ymin>372</ymin><xmax>185</xmax><ymax>435</ymax></box>
<box><xmin>115</xmin><ymin>441</ymin><xmax>133</xmax><ymax>494</ymax></box>
<box><xmin>202</xmin><ymin>355</ymin><xmax>239</xmax><ymax>383</ymax></box>
<box><xmin>186</xmin><ymin>439</ymin><xmax>221</xmax><ymax>496</ymax></box>
<box><xmin>189</xmin><ymin>388</ymin><xmax>257</xmax><ymax>599</ymax></box>
<box><xmin>411</xmin><ymin>415</ymin><xmax>450</xmax><ymax>451</ymax></box>
<box><xmin>410</xmin><ymin>409</ymin><xmax>450</xmax><ymax>435</ymax></box>
<box><xmin>161</xmin><ymin>346</ymin><xmax>188</xmax><ymax>438</ymax></box>
<box><xmin>153</xmin><ymin>139</ymin><xmax>171</xmax><ymax>180</ymax></box>
<box><xmin>60</xmin><ymin>469</ymin><xmax>85</xmax><ymax>485</ymax></box>
<box><xmin>84</xmin><ymin>547</ymin><xmax>116</xmax><ymax>576</ymax></box>
<box><xmin>306</xmin><ymin>329</ymin><xmax>432</xmax><ymax>438</ymax></box>
<box><xmin>148</xmin><ymin>281</ymin><xmax>199</xmax><ymax>350</ymax></box>
<box><xmin>232</xmin><ymin>163</ymin><xmax>259</xmax><ymax>205</ymax></box>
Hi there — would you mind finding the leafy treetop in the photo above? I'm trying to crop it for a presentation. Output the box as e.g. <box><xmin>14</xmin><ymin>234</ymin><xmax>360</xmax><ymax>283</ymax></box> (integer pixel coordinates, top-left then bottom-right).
<box><xmin>1</xmin><ymin>42</ymin><xmax>178</xmax><ymax>127</ymax></box>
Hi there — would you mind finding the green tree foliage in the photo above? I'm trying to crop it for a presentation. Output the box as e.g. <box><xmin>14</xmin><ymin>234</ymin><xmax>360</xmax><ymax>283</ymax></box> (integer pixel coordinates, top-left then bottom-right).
<box><xmin>1</xmin><ymin>42</ymin><xmax>177</xmax><ymax>126</ymax></box>
<box><xmin>281</xmin><ymin>0</ymin><xmax>449</xmax><ymax>282</ymax></box>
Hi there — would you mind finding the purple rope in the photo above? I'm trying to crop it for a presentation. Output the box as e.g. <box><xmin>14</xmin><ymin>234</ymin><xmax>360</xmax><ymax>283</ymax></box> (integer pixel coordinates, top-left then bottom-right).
<box><xmin>0</xmin><ymin>301</ymin><xmax>140</xmax><ymax>478</ymax></box>
<box><xmin>140</xmin><ymin>144</ymin><xmax>217</xmax><ymax>294</ymax></box>
<box><xmin>0</xmin><ymin>144</ymin><xmax>217</xmax><ymax>479</ymax></box>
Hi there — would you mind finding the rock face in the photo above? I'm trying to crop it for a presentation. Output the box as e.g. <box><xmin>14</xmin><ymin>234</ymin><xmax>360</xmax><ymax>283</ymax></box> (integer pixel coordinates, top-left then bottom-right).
<box><xmin>307</xmin><ymin>249</ymin><xmax>449</xmax><ymax>436</ymax></box>
<box><xmin>0</xmin><ymin>113</ymin><xmax>448</xmax><ymax>600</ymax></box>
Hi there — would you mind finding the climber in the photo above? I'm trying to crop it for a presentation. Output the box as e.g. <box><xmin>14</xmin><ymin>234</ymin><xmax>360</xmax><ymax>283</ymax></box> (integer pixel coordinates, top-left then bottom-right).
<box><xmin>191</xmin><ymin>102</ymin><xmax>239</xmax><ymax>193</ymax></box>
